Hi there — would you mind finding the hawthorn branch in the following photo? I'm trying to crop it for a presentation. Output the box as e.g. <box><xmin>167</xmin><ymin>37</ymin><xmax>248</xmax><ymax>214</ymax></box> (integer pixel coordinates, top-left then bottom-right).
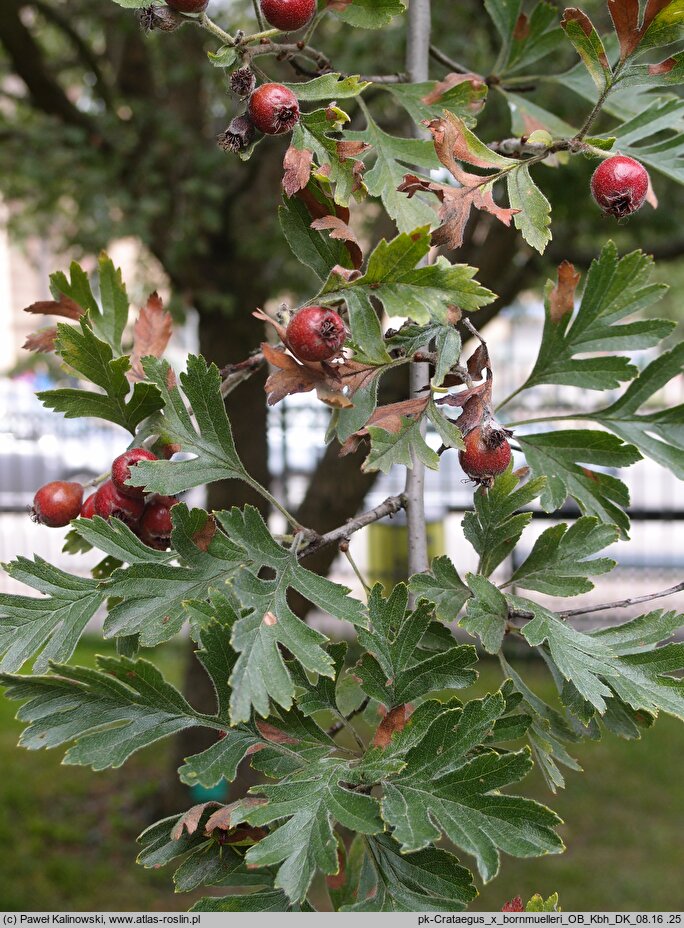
<box><xmin>247</xmin><ymin>40</ymin><xmax>333</xmax><ymax>72</ymax></box>
<box><xmin>429</xmin><ymin>44</ymin><xmax>470</xmax><ymax>74</ymax></box>
<box><xmin>560</xmin><ymin>581</ymin><xmax>684</xmax><ymax>619</ymax></box>
<box><xmin>298</xmin><ymin>494</ymin><xmax>407</xmax><ymax>560</ymax></box>
<box><xmin>219</xmin><ymin>351</ymin><xmax>265</xmax><ymax>397</ymax></box>
<box><xmin>327</xmin><ymin>697</ymin><xmax>370</xmax><ymax>739</ymax></box>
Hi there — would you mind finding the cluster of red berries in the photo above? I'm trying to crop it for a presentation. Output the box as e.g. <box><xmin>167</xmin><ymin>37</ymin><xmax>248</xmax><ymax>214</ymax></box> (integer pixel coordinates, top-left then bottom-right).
<box><xmin>30</xmin><ymin>449</ymin><xmax>177</xmax><ymax>550</ymax></box>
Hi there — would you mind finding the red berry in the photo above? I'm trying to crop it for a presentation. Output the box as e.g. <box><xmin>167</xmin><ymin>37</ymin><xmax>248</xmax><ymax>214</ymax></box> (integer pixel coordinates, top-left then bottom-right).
<box><xmin>248</xmin><ymin>84</ymin><xmax>300</xmax><ymax>135</ymax></box>
<box><xmin>590</xmin><ymin>155</ymin><xmax>649</xmax><ymax>218</ymax></box>
<box><xmin>165</xmin><ymin>0</ymin><xmax>208</xmax><ymax>12</ymax></box>
<box><xmin>285</xmin><ymin>306</ymin><xmax>346</xmax><ymax>362</ymax></box>
<box><xmin>458</xmin><ymin>423</ymin><xmax>512</xmax><ymax>486</ymax></box>
<box><xmin>30</xmin><ymin>481</ymin><xmax>83</xmax><ymax>528</ymax></box>
<box><xmin>260</xmin><ymin>0</ymin><xmax>316</xmax><ymax>31</ymax></box>
<box><xmin>111</xmin><ymin>448</ymin><xmax>157</xmax><ymax>499</ymax></box>
<box><xmin>94</xmin><ymin>480</ymin><xmax>145</xmax><ymax>527</ymax></box>
<box><xmin>80</xmin><ymin>493</ymin><xmax>97</xmax><ymax>519</ymax></box>
<box><xmin>139</xmin><ymin>496</ymin><xmax>178</xmax><ymax>549</ymax></box>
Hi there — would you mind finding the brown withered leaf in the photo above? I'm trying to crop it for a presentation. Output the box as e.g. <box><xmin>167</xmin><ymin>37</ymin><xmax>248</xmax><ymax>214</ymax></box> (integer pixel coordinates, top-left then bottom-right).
<box><xmin>204</xmin><ymin>799</ymin><xmax>266</xmax><ymax>836</ymax></box>
<box><xmin>435</xmin><ymin>378</ymin><xmax>493</xmax><ymax>411</ymax></box>
<box><xmin>466</xmin><ymin>343</ymin><xmax>491</xmax><ymax>380</ymax></box>
<box><xmin>256</xmin><ymin>720</ymin><xmax>299</xmax><ymax>745</ymax></box>
<box><xmin>261</xmin><ymin>343</ymin><xmax>353</xmax><ymax>409</ymax></box>
<box><xmin>24</xmin><ymin>294</ymin><xmax>83</xmax><ymax>320</ymax></box>
<box><xmin>191</xmin><ymin>515</ymin><xmax>217</xmax><ymax>552</ymax></box>
<box><xmin>373</xmin><ymin>704</ymin><xmax>411</xmax><ymax>748</ymax></box>
<box><xmin>421</xmin><ymin>72</ymin><xmax>486</xmax><ymax>106</ymax></box>
<box><xmin>562</xmin><ymin>9</ymin><xmax>610</xmax><ymax>67</ymax></box>
<box><xmin>311</xmin><ymin>215</ymin><xmax>363</xmax><ymax>269</ymax></box>
<box><xmin>399</xmin><ymin>173</ymin><xmax>518</xmax><ymax>251</ymax></box>
<box><xmin>426</xmin><ymin>110</ymin><xmax>497</xmax><ymax>171</ymax></box>
<box><xmin>283</xmin><ymin>146</ymin><xmax>313</xmax><ymax>197</ymax></box>
<box><xmin>549</xmin><ymin>260</ymin><xmax>581</xmax><ymax>323</ymax></box>
<box><xmin>129</xmin><ymin>292</ymin><xmax>172</xmax><ymax>381</ymax></box>
<box><xmin>23</xmin><ymin>327</ymin><xmax>58</xmax><ymax>353</ymax></box>
<box><xmin>336</xmin><ymin>140</ymin><xmax>371</xmax><ymax>161</ymax></box>
<box><xmin>171</xmin><ymin>802</ymin><xmax>221</xmax><ymax>840</ymax></box>
<box><xmin>607</xmin><ymin>0</ymin><xmax>670</xmax><ymax>60</ymax></box>
<box><xmin>253</xmin><ymin>308</ymin><xmax>289</xmax><ymax>343</ymax></box>
<box><xmin>339</xmin><ymin>395</ymin><xmax>429</xmax><ymax>456</ymax></box>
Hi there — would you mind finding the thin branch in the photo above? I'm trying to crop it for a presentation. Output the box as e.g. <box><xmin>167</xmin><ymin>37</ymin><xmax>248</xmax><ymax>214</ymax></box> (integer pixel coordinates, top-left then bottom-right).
<box><xmin>197</xmin><ymin>12</ymin><xmax>234</xmax><ymax>46</ymax></box>
<box><xmin>247</xmin><ymin>40</ymin><xmax>332</xmax><ymax>72</ymax></box>
<box><xmin>299</xmin><ymin>494</ymin><xmax>407</xmax><ymax>560</ymax></box>
<box><xmin>327</xmin><ymin>697</ymin><xmax>370</xmax><ymax>741</ymax></box>
<box><xmin>560</xmin><ymin>581</ymin><xmax>684</xmax><ymax>619</ymax></box>
<box><xmin>251</xmin><ymin>0</ymin><xmax>266</xmax><ymax>30</ymax></box>
<box><xmin>219</xmin><ymin>351</ymin><xmax>265</xmax><ymax>397</ymax></box>
<box><xmin>429</xmin><ymin>44</ymin><xmax>470</xmax><ymax>74</ymax></box>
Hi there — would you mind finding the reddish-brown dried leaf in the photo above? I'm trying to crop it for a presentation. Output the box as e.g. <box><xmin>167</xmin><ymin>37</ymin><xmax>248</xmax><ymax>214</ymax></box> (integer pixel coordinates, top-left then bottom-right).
<box><xmin>467</xmin><ymin>343</ymin><xmax>491</xmax><ymax>380</ymax></box>
<box><xmin>502</xmin><ymin>896</ymin><xmax>525</xmax><ymax>913</ymax></box>
<box><xmin>283</xmin><ymin>146</ymin><xmax>314</xmax><ymax>197</ymax></box>
<box><xmin>256</xmin><ymin>720</ymin><xmax>299</xmax><ymax>745</ymax></box>
<box><xmin>549</xmin><ymin>260</ymin><xmax>581</xmax><ymax>323</ymax></box>
<box><xmin>204</xmin><ymin>799</ymin><xmax>266</xmax><ymax>836</ymax></box>
<box><xmin>129</xmin><ymin>292</ymin><xmax>172</xmax><ymax>381</ymax></box>
<box><xmin>253</xmin><ymin>308</ymin><xmax>289</xmax><ymax>343</ymax></box>
<box><xmin>311</xmin><ymin>215</ymin><xmax>363</xmax><ymax>269</ymax></box>
<box><xmin>23</xmin><ymin>327</ymin><xmax>58</xmax><ymax>353</ymax></box>
<box><xmin>399</xmin><ymin>173</ymin><xmax>518</xmax><ymax>251</ymax></box>
<box><xmin>336</xmin><ymin>140</ymin><xmax>371</xmax><ymax>160</ymax></box>
<box><xmin>24</xmin><ymin>294</ymin><xmax>84</xmax><ymax>320</ymax></box>
<box><xmin>607</xmin><ymin>0</ymin><xmax>670</xmax><ymax>60</ymax></box>
<box><xmin>171</xmin><ymin>802</ymin><xmax>221</xmax><ymax>840</ymax></box>
<box><xmin>373</xmin><ymin>704</ymin><xmax>411</xmax><ymax>748</ymax></box>
<box><xmin>339</xmin><ymin>395</ymin><xmax>429</xmax><ymax>456</ymax></box>
<box><xmin>192</xmin><ymin>515</ymin><xmax>217</xmax><ymax>552</ymax></box>
<box><xmin>426</xmin><ymin>110</ymin><xmax>497</xmax><ymax>171</ymax></box>
<box><xmin>421</xmin><ymin>72</ymin><xmax>486</xmax><ymax>106</ymax></box>
<box><xmin>262</xmin><ymin>342</ymin><xmax>354</xmax><ymax>408</ymax></box>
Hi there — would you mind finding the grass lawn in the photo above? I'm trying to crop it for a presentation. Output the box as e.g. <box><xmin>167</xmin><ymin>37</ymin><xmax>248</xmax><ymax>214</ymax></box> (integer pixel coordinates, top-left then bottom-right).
<box><xmin>0</xmin><ymin>637</ymin><xmax>682</xmax><ymax>912</ymax></box>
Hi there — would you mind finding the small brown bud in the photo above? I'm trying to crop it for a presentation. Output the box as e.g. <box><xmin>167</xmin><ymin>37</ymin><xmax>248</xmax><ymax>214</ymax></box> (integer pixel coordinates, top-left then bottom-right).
<box><xmin>217</xmin><ymin>115</ymin><xmax>256</xmax><ymax>153</ymax></box>
<box><xmin>137</xmin><ymin>5</ymin><xmax>186</xmax><ymax>32</ymax></box>
<box><xmin>230</xmin><ymin>67</ymin><xmax>257</xmax><ymax>98</ymax></box>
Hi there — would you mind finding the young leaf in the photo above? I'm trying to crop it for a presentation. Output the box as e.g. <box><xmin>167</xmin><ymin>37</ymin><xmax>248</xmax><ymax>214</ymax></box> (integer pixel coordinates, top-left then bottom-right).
<box><xmin>506</xmin><ymin>516</ymin><xmax>618</xmax><ymax>596</ymax></box>
<box><xmin>517</xmin><ymin>429</ymin><xmax>641</xmax><ymax>535</ymax></box>
<box><xmin>520</xmin><ymin>243</ymin><xmax>672</xmax><ymax>392</ymax></box>
<box><xmin>283</xmin><ymin>74</ymin><xmax>370</xmax><ymax>101</ymax></box>
<box><xmin>462</xmin><ymin>468</ymin><xmax>546</xmax><ymax>577</ymax></box>
<box><xmin>94</xmin><ymin>252</ymin><xmax>129</xmax><ymax>353</ymax></box>
<box><xmin>409</xmin><ymin>555</ymin><xmax>471</xmax><ymax>623</ymax></box>
<box><xmin>379</xmin><ymin>693</ymin><xmax>564</xmax><ymax>880</ymax></box>
<box><xmin>37</xmin><ymin>319</ymin><xmax>163</xmax><ymax>433</ymax></box>
<box><xmin>217</xmin><ymin>506</ymin><xmax>366</xmax><ymax>723</ymax></box>
<box><xmin>0</xmin><ymin>557</ymin><xmax>105</xmax><ymax>673</ymax></box>
<box><xmin>320</xmin><ymin>226</ymin><xmax>495</xmax><ymax>325</ymax></box>
<box><xmin>355</xmin><ymin>584</ymin><xmax>477</xmax><ymax>707</ymax></box>
<box><xmin>128</xmin><ymin>355</ymin><xmax>251</xmax><ymax>495</ymax></box>
<box><xmin>507</xmin><ymin>164</ymin><xmax>552</xmax><ymax>253</ymax></box>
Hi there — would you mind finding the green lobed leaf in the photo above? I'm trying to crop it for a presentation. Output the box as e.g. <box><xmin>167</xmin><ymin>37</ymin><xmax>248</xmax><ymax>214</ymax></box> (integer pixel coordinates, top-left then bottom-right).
<box><xmin>409</xmin><ymin>555</ymin><xmax>471</xmax><ymax>623</ymax></box>
<box><xmin>38</xmin><ymin>319</ymin><xmax>163</xmax><ymax>433</ymax></box>
<box><xmin>462</xmin><ymin>468</ymin><xmax>546</xmax><ymax>577</ymax></box>
<box><xmin>461</xmin><ymin>575</ymin><xmax>509</xmax><ymax>654</ymax></box>
<box><xmin>363</xmin><ymin>415</ymin><xmax>439</xmax><ymax>475</ymax></box>
<box><xmin>320</xmin><ymin>227</ymin><xmax>495</xmax><ymax>324</ymax></box>
<box><xmin>0</xmin><ymin>557</ymin><xmax>105</xmax><ymax>673</ymax></box>
<box><xmin>384</xmin><ymin>80</ymin><xmax>488</xmax><ymax>126</ymax></box>
<box><xmin>355</xmin><ymin>584</ymin><xmax>477</xmax><ymax>707</ymax></box>
<box><xmin>517</xmin><ymin>429</ymin><xmax>641</xmax><ymax>535</ymax></box>
<box><xmin>329</xmin><ymin>0</ymin><xmax>406</xmax><ymax>29</ymax></box>
<box><xmin>378</xmin><ymin>692</ymin><xmax>564</xmax><ymax>880</ymax></box>
<box><xmin>292</xmin><ymin>108</ymin><xmax>360</xmax><ymax>206</ymax></box>
<box><xmin>507</xmin><ymin>164</ymin><xmax>552</xmax><ymax>254</ymax></box>
<box><xmin>283</xmin><ymin>74</ymin><xmax>370</xmax><ymax>100</ymax></box>
<box><xmin>279</xmin><ymin>191</ymin><xmax>353</xmax><ymax>281</ymax></box>
<box><xmin>560</xmin><ymin>9</ymin><xmax>612</xmax><ymax>91</ymax></box>
<box><xmin>506</xmin><ymin>516</ymin><xmax>618</xmax><ymax>597</ymax></box>
<box><xmin>522</xmin><ymin>242</ymin><xmax>672</xmax><ymax>392</ymax></box>
<box><xmin>505</xmin><ymin>2</ymin><xmax>564</xmax><ymax>75</ymax></box>
<box><xmin>128</xmin><ymin>355</ymin><xmax>251</xmax><ymax>495</ymax></box>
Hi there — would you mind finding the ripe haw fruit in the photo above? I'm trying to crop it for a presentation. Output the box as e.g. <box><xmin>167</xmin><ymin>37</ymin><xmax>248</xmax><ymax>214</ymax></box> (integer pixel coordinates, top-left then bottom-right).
<box><xmin>111</xmin><ymin>448</ymin><xmax>157</xmax><ymax>499</ymax></box>
<box><xmin>286</xmin><ymin>306</ymin><xmax>346</xmax><ymax>361</ymax></box>
<box><xmin>80</xmin><ymin>493</ymin><xmax>97</xmax><ymax>519</ymax></box>
<box><xmin>590</xmin><ymin>155</ymin><xmax>649</xmax><ymax>218</ymax></box>
<box><xmin>140</xmin><ymin>496</ymin><xmax>178</xmax><ymax>549</ymax></box>
<box><xmin>459</xmin><ymin>423</ymin><xmax>512</xmax><ymax>487</ymax></box>
<box><xmin>30</xmin><ymin>481</ymin><xmax>83</xmax><ymax>528</ymax></box>
<box><xmin>248</xmin><ymin>84</ymin><xmax>300</xmax><ymax>135</ymax></box>
<box><xmin>260</xmin><ymin>0</ymin><xmax>316</xmax><ymax>31</ymax></box>
<box><xmin>165</xmin><ymin>0</ymin><xmax>208</xmax><ymax>12</ymax></box>
<box><xmin>94</xmin><ymin>480</ymin><xmax>145</xmax><ymax>527</ymax></box>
